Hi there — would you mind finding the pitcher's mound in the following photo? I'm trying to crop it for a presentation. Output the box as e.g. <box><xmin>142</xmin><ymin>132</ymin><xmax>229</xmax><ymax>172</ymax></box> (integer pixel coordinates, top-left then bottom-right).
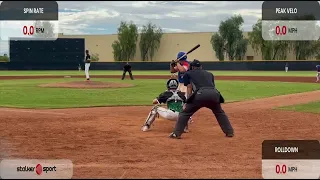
<box><xmin>39</xmin><ymin>81</ymin><xmax>135</xmax><ymax>89</ymax></box>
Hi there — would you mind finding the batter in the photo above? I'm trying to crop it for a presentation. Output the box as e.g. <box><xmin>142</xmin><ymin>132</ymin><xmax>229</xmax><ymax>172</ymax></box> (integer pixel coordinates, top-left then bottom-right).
<box><xmin>141</xmin><ymin>78</ymin><xmax>190</xmax><ymax>133</ymax></box>
<box><xmin>170</xmin><ymin>52</ymin><xmax>193</xmax><ymax>123</ymax></box>
<box><xmin>170</xmin><ymin>51</ymin><xmax>190</xmax><ymax>93</ymax></box>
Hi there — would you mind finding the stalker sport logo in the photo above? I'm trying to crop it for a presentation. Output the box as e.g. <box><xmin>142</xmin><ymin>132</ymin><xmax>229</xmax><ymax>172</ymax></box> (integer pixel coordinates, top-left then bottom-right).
<box><xmin>36</xmin><ymin>164</ymin><xmax>42</xmax><ymax>175</ymax></box>
<box><xmin>17</xmin><ymin>163</ymin><xmax>57</xmax><ymax>175</ymax></box>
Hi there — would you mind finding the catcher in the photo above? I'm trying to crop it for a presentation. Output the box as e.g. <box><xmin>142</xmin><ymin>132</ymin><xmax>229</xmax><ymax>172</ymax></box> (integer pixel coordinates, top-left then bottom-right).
<box><xmin>141</xmin><ymin>78</ymin><xmax>190</xmax><ymax>133</ymax></box>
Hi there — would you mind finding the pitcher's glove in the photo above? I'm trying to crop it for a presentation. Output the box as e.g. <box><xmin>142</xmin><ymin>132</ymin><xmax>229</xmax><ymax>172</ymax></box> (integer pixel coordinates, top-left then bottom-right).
<box><xmin>170</xmin><ymin>60</ymin><xmax>177</xmax><ymax>67</ymax></box>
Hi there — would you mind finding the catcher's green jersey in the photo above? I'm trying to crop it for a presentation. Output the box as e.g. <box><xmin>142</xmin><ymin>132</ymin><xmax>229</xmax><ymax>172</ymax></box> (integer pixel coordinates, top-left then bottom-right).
<box><xmin>166</xmin><ymin>90</ymin><xmax>184</xmax><ymax>112</ymax></box>
<box><xmin>157</xmin><ymin>89</ymin><xmax>186</xmax><ymax>112</ymax></box>
<box><xmin>167</xmin><ymin>101</ymin><xmax>184</xmax><ymax>112</ymax></box>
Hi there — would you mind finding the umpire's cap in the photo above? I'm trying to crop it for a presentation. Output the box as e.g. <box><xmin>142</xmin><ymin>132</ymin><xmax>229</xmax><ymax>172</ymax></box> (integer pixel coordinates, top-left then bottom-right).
<box><xmin>190</xmin><ymin>59</ymin><xmax>201</xmax><ymax>67</ymax></box>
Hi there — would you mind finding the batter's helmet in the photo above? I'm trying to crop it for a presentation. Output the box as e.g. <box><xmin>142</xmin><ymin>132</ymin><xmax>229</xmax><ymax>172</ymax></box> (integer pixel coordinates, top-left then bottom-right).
<box><xmin>177</xmin><ymin>51</ymin><xmax>187</xmax><ymax>61</ymax></box>
<box><xmin>167</xmin><ymin>78</ymin><xmax>179</xmax><ymax>89</ymax></box>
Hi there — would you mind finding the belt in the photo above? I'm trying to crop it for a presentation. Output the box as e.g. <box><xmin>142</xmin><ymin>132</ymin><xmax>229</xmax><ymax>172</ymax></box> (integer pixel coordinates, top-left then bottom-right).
<box><xmin>196</xmin><ymin>87</ymin><xmax>216</xmax><ymax>92</ymax></box>
<box><xmin>199</xmin><ymin>87</ymin><xmax>215</xmax><ymax>90</ymax></box>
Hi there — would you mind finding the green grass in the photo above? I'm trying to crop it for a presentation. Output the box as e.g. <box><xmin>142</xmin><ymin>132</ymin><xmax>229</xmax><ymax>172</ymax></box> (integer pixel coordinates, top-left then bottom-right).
<box><xmin>277</xmin><ymin>101</ymin><xmax>320</xmax><ymax>114</ymax></box>
<box><xmin>0</xmin><ymin>78</ymin><xmax>319</xmax><ymax>109</ymax></box>
<box><xmin>0</xmin><ymin>70</ymin><xmax>316</xmax><ymax>77</ymax></box>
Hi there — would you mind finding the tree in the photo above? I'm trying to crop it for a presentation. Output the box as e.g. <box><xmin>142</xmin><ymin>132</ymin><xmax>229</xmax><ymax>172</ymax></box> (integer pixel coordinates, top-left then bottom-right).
<box><xmin>210</xmin><ymin>33</ymin><xmax>225</xmax><ymax>61</ymax></box>
<box><xmin>290</xmin><ymin>15</ymin><xmax>320</xmax><ymax>60</ymax></box>
<box><xmin>316</xmin><ymin>52</ymin><xmax>320</xmax><ymax>60</ymax></box>
<box><xmin>248</xmin><ymin>19</ymin><xmax>291</xmax><ymax>60</ymax></box>
<box><xmin>90</xmin><ymin>53</ymin><xmax>100</xmax><ymax>62</ymax></box>
<box><xmin>0</xmin><ymin>54</ymin><xmax>9</xmax><ymax>62</ymax></box>
<box><xmin>249</xmin><ymin>15</ymin><xmax>320</xmax><ymax>60</ymax></box>
<box><xmin>33</xmin><ymin>21</ymin><xmax>55</xmax><ymax>38</ymax></box>
<box><xmin>210</xmin><ymin>15</ymin><xmax>248</xmax><ymax>61</ymax></box>
<box><xmin>315</xmin><ymin>38</ymin><xmax>320</xmax><ymax>59</ymax></box>
<box><xmin>112</xmin><ymin>21</ymin><xmax>139</xmax><ymax>61</ymax></box>
<box><xmin>139</xmin><ymin>22</ymin><xmax>163</xmax><ymax>61</ymax></box>
<box><xmin>292</xmin><ymin>41</ymin><xmax>319</xmax><ymax>60</ymax></box>
<box><xmin>235</xmin><ymin>38</ymin><xmax>249</xmax><ymax>60</ymax></box>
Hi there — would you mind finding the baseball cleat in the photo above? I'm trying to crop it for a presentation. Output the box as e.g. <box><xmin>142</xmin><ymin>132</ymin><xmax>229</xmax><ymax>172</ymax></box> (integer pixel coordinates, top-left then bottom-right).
<box><xmin>188</xmin><ymin>117</ymin><xmax>194</xmax><ymax>124</ymax></box>
<box><xmin>184</xmin><ymin>126</ymin><xmax>190</xmax><ymax>133</ymax></box>
<box><xmin>225</xmin><ymin>133</ymin><xmax>234</xmax><ymax>137</ymax></box>
<box><xmin>169</xmin><ymin>132</ymin><xmax>181</xmax><ymax>139</ymax></box>
<box><xmin>141</xmin><ymin>125</ymin><xmax>150</xmax><ymax>132</ymax></box>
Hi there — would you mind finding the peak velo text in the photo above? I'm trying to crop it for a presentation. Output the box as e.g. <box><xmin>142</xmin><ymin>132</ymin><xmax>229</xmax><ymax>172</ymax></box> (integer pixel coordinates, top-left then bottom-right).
<box><xmin>275</xmin><ymin>8</ymin><xmax>298</xmax><ymax>14</ymax></box>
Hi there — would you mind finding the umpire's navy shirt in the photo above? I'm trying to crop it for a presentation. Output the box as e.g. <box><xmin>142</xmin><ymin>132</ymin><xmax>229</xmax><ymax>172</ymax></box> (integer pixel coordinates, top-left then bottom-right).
<box><xmin>183</xmin><ymin>69</ymin><xmax>216</xmax><ymax>91</ymax></box>
<box><xmin>124</xmin><ymin>64</ymin><xmax>131</xmax><ymax>71</ymax></box>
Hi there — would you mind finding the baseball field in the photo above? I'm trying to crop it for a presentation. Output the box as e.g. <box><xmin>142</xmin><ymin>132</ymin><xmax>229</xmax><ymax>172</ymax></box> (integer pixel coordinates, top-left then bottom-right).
<box><xmin>0</xmin><ymin>70</ymin><xmax>319</xmax><ymax>178</ymax></box>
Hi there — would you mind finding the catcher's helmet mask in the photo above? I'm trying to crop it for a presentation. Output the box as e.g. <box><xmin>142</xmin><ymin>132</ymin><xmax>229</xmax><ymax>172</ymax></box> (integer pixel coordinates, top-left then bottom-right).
<box><xmin>167</xmin><ymin>79</ymin><xmax>179</xmax><ymax>89</ymax></box>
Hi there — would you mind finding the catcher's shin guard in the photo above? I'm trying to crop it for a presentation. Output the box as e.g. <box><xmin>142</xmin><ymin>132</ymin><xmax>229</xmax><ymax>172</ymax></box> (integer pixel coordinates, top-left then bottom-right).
<box><xmin>143</xmin><ymin>105</ymin><xmax>158</xmax><ymax>127</ymax></box>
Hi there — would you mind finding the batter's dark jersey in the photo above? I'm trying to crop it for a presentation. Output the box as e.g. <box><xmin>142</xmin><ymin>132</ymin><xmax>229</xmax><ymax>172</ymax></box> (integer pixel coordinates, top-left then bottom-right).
<box><xmin>124</xmin><ymin>64</ymin><xmax>132</xmax><ymax>71</ymax></box>
<box><xmin>84</xmin><ymin>54</ymin><xmax>91</xmax><ymax>63</ymax></box>
<box><xmin>157</xmin><ymin>90</ymin><xmax>186</xmax><ymax>104</ymax></box>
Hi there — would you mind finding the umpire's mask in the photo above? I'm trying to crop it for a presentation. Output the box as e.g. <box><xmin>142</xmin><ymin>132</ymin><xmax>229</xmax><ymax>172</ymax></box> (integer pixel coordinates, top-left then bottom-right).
<box><xmin>190</xmin><ymin>59</ymin><xmax>202</xmax><ymax>70</ymax></box>
<box><xmin>167</xmin><ymin>79</ymin><xmax>179</xmax><ymax>90</ymax></box>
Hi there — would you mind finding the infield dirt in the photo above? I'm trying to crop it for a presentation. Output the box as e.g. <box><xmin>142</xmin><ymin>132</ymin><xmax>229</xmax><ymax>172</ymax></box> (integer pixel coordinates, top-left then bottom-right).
<box><xmin>0</xmin><ymin>75</ymin><xmax>319</xmax><ymax>178</ymax></box>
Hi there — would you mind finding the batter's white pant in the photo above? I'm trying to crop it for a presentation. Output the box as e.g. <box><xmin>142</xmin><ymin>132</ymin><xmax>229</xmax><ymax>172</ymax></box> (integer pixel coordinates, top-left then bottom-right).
<box><xmin>85</xmin><ymin>63</ymin><xmax>90</xmax><ymax>79</ymax></box>
<box><xmin>285</xmin><ymin>67</ymin><xmax>288</xmax><ymax>72</ymax></box>
<box><xmin>157</xmin><ymin>107</ymin><xmax>179</xmax><ymax>121</ymax></box>
<box><xmin>178</xmin><ymin>83</ymin><xmax>187</xmax><ymax>97</ymax></box>
<box><xmin>317</xmin><ymin>72</ymin><xmax>320</xmax><ymax>81</ymax></box>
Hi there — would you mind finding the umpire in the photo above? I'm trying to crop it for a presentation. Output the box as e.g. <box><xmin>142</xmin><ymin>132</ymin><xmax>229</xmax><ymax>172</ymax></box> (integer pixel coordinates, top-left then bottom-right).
<box><xmin>169</xmin><ymin>59</ymin><xmax>234</xmax><ymax>139</ymax></box>
<box><xmin>122</xmin><ymin>62</ymin><xmax>134</xmax><ymax>80</ymax></box>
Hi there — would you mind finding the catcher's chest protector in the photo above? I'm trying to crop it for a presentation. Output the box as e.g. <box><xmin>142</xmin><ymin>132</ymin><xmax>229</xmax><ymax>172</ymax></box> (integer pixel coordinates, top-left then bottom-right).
<box><xmin>166</xmin><ymin>90</ymin><xmax>184</xmax><ymax>113</ymax></box>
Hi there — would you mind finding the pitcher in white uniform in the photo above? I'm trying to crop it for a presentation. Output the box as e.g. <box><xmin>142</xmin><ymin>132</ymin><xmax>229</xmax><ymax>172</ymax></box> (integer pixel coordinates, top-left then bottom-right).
<box><xmin>84</xmin><ymin>50</ymin><xmax>91</xmax><ymax>81</ymax></box>
<box><xmin>141</xmin><ymin>79</ymin><xmax>190</xmax><ymax>133</ymax></box>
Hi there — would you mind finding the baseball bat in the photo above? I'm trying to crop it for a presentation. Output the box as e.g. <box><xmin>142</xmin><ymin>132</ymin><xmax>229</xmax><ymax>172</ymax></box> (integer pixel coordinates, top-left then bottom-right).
<box><xmin>174</xmin><ymin>44</ymin><xmax>200</xmax><ymax>63</ymax></box>
<box><xmin>171</xmin><ymin>44</ymin><xmax>200</xmax><ymax>78</ymax></box>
